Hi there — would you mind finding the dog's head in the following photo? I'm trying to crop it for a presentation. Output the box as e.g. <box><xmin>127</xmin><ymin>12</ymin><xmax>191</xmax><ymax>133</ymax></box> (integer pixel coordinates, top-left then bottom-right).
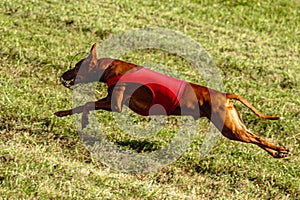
<box><xmin>60</xmin><ymin>43</ymin><xmax>111</xmax><ymax>88</ymax></box>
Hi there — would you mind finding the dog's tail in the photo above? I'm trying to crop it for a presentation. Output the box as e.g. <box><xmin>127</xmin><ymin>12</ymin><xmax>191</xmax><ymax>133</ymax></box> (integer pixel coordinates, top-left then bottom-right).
<box><xmin>226</xmin><ymin>93</ymin><xmax>281</xmax><ymax>120</ymax></box>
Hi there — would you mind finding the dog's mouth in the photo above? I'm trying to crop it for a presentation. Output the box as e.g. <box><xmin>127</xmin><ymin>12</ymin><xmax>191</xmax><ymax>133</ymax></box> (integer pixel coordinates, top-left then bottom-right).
<box><xmin>61</xmin><ymin>79</ymin><xmax>75</xmax><ymax>89</ymax></box>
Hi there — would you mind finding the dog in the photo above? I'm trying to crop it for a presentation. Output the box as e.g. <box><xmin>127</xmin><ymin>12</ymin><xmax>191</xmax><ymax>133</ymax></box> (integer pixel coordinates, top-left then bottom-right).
<box><xmin>55</xmin><ymin>43</ymin><xmax>289</xmax><ymax>158</ymax></box>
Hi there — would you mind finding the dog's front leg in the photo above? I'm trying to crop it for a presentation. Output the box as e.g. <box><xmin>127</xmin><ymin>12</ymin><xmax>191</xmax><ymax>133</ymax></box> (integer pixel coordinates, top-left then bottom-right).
<box><xmin>81</xmin><ymin>85</ymin><xmax>126</xmax><ymax>128</ymax></box>
<box><xmin>55</xmin><ymin>104</ymin><xmax>88</xmax><ymax>117</ymax></box>
<box><xmin>54</xmin><ymin>96</ymin><xmax>112</xmax><ymax>118</ymax></box>
<box><xmin>55</xmin><ymin>85</ymin><xmax>126</xmax><ymax>129</ymax></box>
<box><xmin>81</xmin><ymin>97</ymin><xmax>112</xmax><ymax>129</ymax></box>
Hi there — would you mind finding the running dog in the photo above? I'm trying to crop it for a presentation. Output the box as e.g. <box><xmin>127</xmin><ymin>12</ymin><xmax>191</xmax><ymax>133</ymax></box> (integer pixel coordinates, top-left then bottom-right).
<box><xmin>55</xmin><ymin>43</ymin><xmax>289</xmax><ymax>158</ymax></box>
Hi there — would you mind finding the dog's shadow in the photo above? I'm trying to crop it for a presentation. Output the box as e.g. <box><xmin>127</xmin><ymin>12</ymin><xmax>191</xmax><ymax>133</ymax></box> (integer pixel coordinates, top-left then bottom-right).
<box><xmin>79</xmin><ymin>132</ymin><xmax>163</xmax><ymax>153</ymax></box>
<box><xmin>114</xmin><ymin>139</ymin><xmax>162</xmax><ymax>153</ymax></box>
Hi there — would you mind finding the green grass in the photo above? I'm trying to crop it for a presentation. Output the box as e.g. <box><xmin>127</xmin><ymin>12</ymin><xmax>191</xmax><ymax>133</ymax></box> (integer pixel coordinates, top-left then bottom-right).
<box><xmin>1</xmin><ymin>0</ymin><xmax>299</xmax><ymax>199</ymax></box>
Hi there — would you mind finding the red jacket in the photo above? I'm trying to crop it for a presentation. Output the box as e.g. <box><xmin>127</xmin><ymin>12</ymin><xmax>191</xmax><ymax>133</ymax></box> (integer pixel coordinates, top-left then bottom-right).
<box><xmin>107</xmin><ymin>67</ymin><xmax>187</xmax><ymax>116</ymax></box>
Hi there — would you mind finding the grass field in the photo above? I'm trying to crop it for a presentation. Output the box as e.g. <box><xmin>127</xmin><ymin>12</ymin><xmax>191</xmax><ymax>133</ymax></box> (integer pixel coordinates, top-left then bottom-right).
<box><xmin>0</xmin><ymin>0</ymin><xmax>299</xmax><ymax>199</ymax></box>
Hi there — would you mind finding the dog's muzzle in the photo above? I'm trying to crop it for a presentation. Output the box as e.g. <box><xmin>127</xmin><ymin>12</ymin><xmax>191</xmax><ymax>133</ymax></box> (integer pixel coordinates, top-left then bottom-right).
<box><xmin>61</xmin><ymin>77</ymin><xmax>74</xmax><ymax>89</ymax></box>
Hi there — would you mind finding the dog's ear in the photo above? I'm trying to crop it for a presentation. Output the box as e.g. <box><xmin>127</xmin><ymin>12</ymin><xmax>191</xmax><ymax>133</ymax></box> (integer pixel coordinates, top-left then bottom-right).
<box><xmin>88</xmin><ymin>43</ymin><xmax>97</xmax><ymax>60</ymax></box>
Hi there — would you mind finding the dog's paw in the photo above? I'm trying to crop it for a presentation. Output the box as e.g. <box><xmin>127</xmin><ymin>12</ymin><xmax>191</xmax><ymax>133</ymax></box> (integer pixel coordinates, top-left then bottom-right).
<box><xmin>274</xmin><ymin>148</ymin><xmax>289</xmax><ymax>158</ymax></box>
<box><xmin>54</xmin><ymin>111</ymin><xmax>67</xmax><ymax>117</ymax></box>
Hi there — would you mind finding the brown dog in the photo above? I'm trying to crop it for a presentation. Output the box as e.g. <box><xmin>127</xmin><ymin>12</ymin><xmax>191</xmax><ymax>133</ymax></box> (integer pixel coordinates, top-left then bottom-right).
<box><xmin>55</xmin><ymin>43</ymin><xmax>289</xmax><ymax>158</ymax></box>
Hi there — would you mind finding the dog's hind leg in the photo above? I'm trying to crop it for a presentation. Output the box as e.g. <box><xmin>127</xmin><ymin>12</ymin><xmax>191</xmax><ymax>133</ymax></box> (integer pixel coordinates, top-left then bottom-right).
<box><xmin>220</xmin><ymin>99</ymin><xmax>289</xmax><ymax>158</ymax></box>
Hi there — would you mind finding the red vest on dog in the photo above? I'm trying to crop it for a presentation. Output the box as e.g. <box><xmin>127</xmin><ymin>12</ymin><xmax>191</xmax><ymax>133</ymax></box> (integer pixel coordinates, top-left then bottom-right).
<box><xmin>107</xmin><ymin>67</ymin><xmax>187</xmax><ymax>116</ymax></box>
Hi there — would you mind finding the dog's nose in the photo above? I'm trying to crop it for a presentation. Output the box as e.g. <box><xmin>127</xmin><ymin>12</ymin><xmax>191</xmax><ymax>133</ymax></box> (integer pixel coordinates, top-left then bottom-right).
<box><xmin>60</xmin><ymin>76</ymin><xmax>70</xmax><ymax>88</ymax></box>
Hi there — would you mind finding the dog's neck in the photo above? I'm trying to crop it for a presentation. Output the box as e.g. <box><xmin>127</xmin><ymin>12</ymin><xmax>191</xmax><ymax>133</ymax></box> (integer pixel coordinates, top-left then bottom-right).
<box><xmin>98</xmin><ymin>58</ymin><xmax>141</xmax><ymax>83</ymax></box>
